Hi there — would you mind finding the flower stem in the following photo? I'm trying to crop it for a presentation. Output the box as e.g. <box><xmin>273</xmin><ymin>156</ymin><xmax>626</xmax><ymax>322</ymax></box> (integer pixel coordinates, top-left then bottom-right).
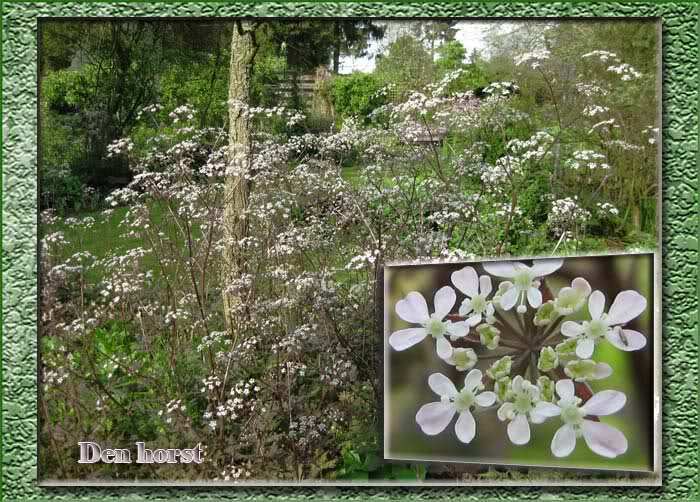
<box><xmin>536</xmin><ymin>316</ymin><xmax>564</xmax><ymax>347</ymax></box>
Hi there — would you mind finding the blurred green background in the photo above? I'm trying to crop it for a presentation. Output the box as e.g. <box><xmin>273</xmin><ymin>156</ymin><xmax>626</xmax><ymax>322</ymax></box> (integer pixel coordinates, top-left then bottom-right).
<box><xmin>384</xmin><ymin>254</ymin><xmax>654</xmax><ymax>472</ymax></box>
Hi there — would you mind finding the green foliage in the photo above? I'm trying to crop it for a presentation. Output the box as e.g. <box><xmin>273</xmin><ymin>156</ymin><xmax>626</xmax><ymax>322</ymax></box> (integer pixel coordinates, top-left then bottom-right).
<box><xmin>436</xmin><ymin>40</ymin><xmax>466</xmax><ymax>72</ymax></box>
<box><xmin>40</xmin><ymin>167</ymin><xmax>86</xmax><ymax>213</ymax></box>
<box><xmin>160</xmin><ymin>55</ymin><xmax>228</xmax><ymax>128</ymax></box>
<box><xmin>251</xmin><ymin>52</ymin><xmax>288</xmax><ymax>108</ymax></box>
<box><xmin>41</xmin><ymin>68</ymin><xmax>88</xmax><ymax>113</ymax></box>
<box><xmin>330</xmin><ymin>72</ymin><xmax>385</xmax><ymax>123</ymax></box>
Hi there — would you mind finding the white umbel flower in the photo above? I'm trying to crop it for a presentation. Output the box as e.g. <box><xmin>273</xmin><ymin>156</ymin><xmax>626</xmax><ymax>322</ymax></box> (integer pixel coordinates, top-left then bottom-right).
<box><xmin>497</xmin><ymin>375</ymin><xmax>559</xmax><ymax>445</ymax></box>
<box><xmin>451</xmin><ymin>266</ymin><xmax>496</xmax><ymax>325</ymax></box>
<box><xmin>560</xmin><ymin>290</ymin><xmax>647</xmax><ymax>358</ymax></box>
<box><xmin>548</xmin><ymin>379</ymin><xmax>628</xmax><ymax>458</ymax></box>
<box><xmin>415</xmin><ymin>370</ymin><xmax>496</xmax><ymax>444</ymax></box>
<box><xmin>389</xmin><ymin>286</ymin><xmax>471</xmax><ymax>359</ymax></box>
<box><xmin>483</xmin><ymin>259</ymin><xmax>564</xmax><ymax>313</ymax></box>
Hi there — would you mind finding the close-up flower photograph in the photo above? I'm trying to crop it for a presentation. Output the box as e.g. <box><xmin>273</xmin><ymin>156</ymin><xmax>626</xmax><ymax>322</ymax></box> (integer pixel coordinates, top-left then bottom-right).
<box><xmin>384</xmin><ymin>254</ymin><xmax>654</xmax><ymax>471</ymax></box>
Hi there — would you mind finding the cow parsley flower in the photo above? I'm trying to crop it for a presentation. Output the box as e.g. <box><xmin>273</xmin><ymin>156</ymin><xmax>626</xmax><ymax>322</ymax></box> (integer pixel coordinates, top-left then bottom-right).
<box><xmin>389</xmin><ymin>286</ymin><xmax>471</xmax><ymax>359</ymax></box>
<box><xmin>553</xmin><ymin>277</ymin><xmax>591</xmax><ymax>315</ymax></box>
<box><xmin>416</xmin><ymin>370</ymin><xmax>496</xmax><ymax>444</ymax></box>
<box><xmin>560</xmin><ymin>290</ymin><xmax>647</xmax><ymax>358</ymax></box>
<box><xmin>549</xmin><ymin>379</ymin><xmax>628</xmax><ymax>458</ymax></box>
<box><xmin>497</xmin><ymin>375</ymin><xmax>558</xmax><ymax>445</ymax></box>
<box><xmin>451</xmin><ymin>266</ymin><xmax>496</xmax><ymax>325</ymax></box>
<box><xmin>483</xmin><ymin>259</ymin><xmax>564</xmax><ymax>313</ymax></box>
<box><xmin>444</xmin><ymin>347</ymin><xmax>478</xmax><ymax>371</ymax></box>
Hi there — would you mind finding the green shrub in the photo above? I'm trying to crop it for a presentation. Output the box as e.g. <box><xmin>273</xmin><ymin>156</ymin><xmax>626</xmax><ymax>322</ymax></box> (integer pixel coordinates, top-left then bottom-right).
<box><xmin>330</xmin><ymin>72</ymin><xmax>385</xmax><ymax>123</ymax></box>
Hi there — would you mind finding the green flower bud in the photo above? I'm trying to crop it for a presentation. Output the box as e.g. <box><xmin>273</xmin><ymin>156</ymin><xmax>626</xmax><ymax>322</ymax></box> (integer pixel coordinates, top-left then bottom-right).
<box><xmin>533</xmin><ymin>300</ymin><xmax>557</xmax><ymax>326</ymax></box>
<box><xmin>555</xmin><ymin>338</ymin><xmax>578</xmax><ymax>362</ymax></box>
<box><xmin>477</xmin><ymin>324</ymin><xmax>501</xmax><ymax>350</ymax></box>
<box><xmin>537</xmin><ymin>376</ymin><xmax>555</xmax><ymax>402</ymax></box>
<box><xmin>564</xmin><ymin>359</ymin><xmax>612</xmax><ymax>382</ymax></box>
<box><xmin>537</xmin><ymin>346</ymin><xmax>559</xmax><ymax>372</ymax></box>
<box><xmin>447</xmin><ymin>347</ymin><xmax>478</xmax><ymax>371</ymax></box>
<box><xmin>486</xmin><ymin>355</ymin><xmax>512</xmax><ymax>380</ymax></box>
<box><xmin>494</xmin><ymin>376</ymin><xmax>511</xmax><ymax>402</ymax></box>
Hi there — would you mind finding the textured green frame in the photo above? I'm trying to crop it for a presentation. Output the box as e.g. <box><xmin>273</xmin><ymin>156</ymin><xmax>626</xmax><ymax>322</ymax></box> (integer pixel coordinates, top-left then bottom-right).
<box><xmin>2</xmin><ymin>1</ymin><xmax>697</xmax><ymax>500</ymax></box>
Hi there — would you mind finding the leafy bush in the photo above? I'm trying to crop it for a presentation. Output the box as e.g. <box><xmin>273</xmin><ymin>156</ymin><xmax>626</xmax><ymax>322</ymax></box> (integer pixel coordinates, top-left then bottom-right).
<box><xmin>330</xmin><ymin>72</ymin><xmax>385</xmax><ymax>123</ymax></box>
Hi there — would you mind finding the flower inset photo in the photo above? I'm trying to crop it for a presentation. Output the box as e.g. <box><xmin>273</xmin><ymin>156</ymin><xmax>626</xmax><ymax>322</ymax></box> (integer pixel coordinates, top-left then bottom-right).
<box><xmin>383</xmin><ymin>253</ymin><xmax>656</xmax><ymax>472</ymax></box>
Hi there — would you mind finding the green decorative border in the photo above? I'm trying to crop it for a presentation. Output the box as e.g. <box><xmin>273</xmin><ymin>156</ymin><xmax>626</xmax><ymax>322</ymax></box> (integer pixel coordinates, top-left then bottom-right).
<box><xmin>2</xmin><ymin>2</ymin><xmax>697</xmax><ymax>500</ymax></box>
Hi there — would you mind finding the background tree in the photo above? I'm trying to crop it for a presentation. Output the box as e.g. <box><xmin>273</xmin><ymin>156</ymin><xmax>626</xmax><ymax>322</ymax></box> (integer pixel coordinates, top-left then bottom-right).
<box><xmin>330</xmin><ymin>20</ymin><xmax>386</xmax><ymax>74</ymax></box>
<box><xmin>375</xmin><ymin>34</ymin><xmax>435</xmax><ymax>98</ymax></box>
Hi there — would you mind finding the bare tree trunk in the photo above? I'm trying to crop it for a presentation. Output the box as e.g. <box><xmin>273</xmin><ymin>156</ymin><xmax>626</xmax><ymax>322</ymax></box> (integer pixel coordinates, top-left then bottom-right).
<box><xmin>222</xmin><ymin>21</ymin><xmax>257</xmax><ymax>332</ymax></box>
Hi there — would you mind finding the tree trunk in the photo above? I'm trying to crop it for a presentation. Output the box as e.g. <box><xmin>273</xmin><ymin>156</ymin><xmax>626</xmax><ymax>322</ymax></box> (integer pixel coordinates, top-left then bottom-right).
<box><xmin>332</xmin><ymin>21</ymin><xmax>341</xmax><ymax>74</ymax></box>
<box><xmin>222</xmin><ymin>21</ymin><xmax>257</xmax><ymax>332</ymax></box>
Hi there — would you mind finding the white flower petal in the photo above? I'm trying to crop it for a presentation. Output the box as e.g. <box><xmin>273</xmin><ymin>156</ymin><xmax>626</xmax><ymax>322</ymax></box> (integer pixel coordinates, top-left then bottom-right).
<box><xmin>582</xmin><ymin>420</ymin><xmax>628</xmax><ymax>458</ymax></box>
<box><xmin>561</xmin><ymin>321</ymin><xmax>584</xmax><ymax>337</ymax></box>
<box><xmin>529</xmin><ymin>258</ymin><xmax>564</xmax><ymax>277</ymax></box>
<box><xmin>531</xmin><ymin>401</ymin><xmax>561</xmax><ymax>423</ymax></box>
<box><xmin>451</xmin><ymin>267</ymin><xmax>479</xmax><ymax>298</ymax></box>
<box><xmin>500</xmin><ymin>286</ymin><xmax>519</xmax><ymax>310</ymax></box>
<box><xmin>593</xmin><ymin>362</ymin><xmax>613</xmax><ymax>380</ymax></box>
<box><xmin>464</xmin><ymin>369</ymin><xmax>483</xmax><ymax>392</ymax></box>
<box><xmin>556</xmin><ymin>379</ymin><xmax>576</xmax><ymax>400</ymax></box>
<box><xmin>482</xmin><ymin>261</ymin><xmax>519</xmax><ymax>278</ymax></box>
<box><xmin>588</xmin><ymin>290</ymin><xmax>606</xmax><ymax>320</ymax></box>
<box><xmin>396</xmin><ymin>292</ymin><xmax>429</xmax><ymax>324</ymax></box>
<box><xmin>507</xmin><ymin>413</ymin><xmax>531</xmax><ymax>445</ymax></box>
<box><xmin>607</xmin><ymin>290</ymin><xmax>647</xmax><ymax>325</ymax></box>
<box><xmin>511</xmin><ymin>375</ymin><xmax>524</xmax><ymax>393</ymax></box>
<box><xmin>551</xmin><ymin>424</ymin><xmax>577</xmax><ymax>457</ymax></box>
<box><xmin>479</xmin><ymin>275</ymin><xmax>493</xmax><ymax>296</ymax></box>
<box><xmin>458</xmin><ymin>299</ymin><xmax>473</xmax><ymax>316</ymax></box>
<box><xmin>436</xmin><ymin>336</ymin><xmax>453</xmax><ymax>359</ymax></box>
<box><xmin>582</xmin><ymin>390</ymin><xmax>626</xmax><ymax>416</ymax></box>
<box><xmin>475</xmin><ymin>391</ymin><xmax>496</xmax><ymax>407</ymax></box>
<box><xmin>605</xmin><ymin>328</ymin><xmax>647</xmax><ymax>351</ymax></box>
<box><xmin>572</xmin><ymin>277</ymin><xmax>591</xmax><ymax>296</ymax></box>
<box><xmin>388</xmin><ymin>328</ymin><xmax>428</xmax><ymax>351</ymax></box>
<box><xmin>486</xmin><ymin>303</ymin><xmax>495</xmax><ymax>317</ymax></box>
<box><xmin>415</xmin><ymin>402</ymin><xmax>456</xmax><ymax>435</ymax></box>
<box><xmin>454</xmin><ymin>410</ymin><xmax>476</xmax><ymax>443</ymax></box>
<box><xmin>466</xmin><ymin>313</ymin><xmax>482</xmax><ymax>327</ymax></box>
<box><xmin>576</xmin><ymin>337</ymin><xmax>595</xmax><ymax>359</ymax></box>
<box><xmin>497</xmin><ymin>402</ymin><xmax>514</xmax><ymax>421</ymax></box>
<box><xmin>527</xmin><ymin>287</ymin><xmax>543</xmax><ymax>308</ymax></box>
<box><xmin>434</xmin><ymin>286</ymin><xmax>456</xmax><ymax>319</ymax></box>
<box><xmin>428</xmin><ymin>373</ymin><xmax>458</xmax><ymax>398</ymax></box>
<box><xmin>447</xmin><ymin>321</ymin><xmax>470</xmax><ymax>338</ymax></box>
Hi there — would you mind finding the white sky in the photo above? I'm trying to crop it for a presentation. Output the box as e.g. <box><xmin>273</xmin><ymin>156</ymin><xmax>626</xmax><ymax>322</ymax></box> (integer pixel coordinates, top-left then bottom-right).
<box><xmin>339</xmin><ymin>21</ymin><xmax>500</xmax><ymax>74</ymax></box>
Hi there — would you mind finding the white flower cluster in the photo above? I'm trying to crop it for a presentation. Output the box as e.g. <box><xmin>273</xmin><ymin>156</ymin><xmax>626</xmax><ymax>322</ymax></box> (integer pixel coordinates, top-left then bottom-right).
<box><xmin>168</xmin><ymin>104</ymin><xmax>196</xmax><ymax>123</ymax></box>
<box><xmin>565</xmin><ymin>150</ymin><xmax>610</xmax><ymax>171</ymax></box>
<box><xmin>582</xmin><ymin>104</ymin><xmax>609</xmax><ymax>117</ymax></box>
<box><xmin>389</xmin><ymin>259</ymin><xmax>648</xmax><ymax>459</ymax></box>
<box><xmin>547</xmin><ymin>197</ymin><xmax>591</xmax><ymax>236</ymax></box>
<box><xmin>483</xmin><ymin>81</ymin><xmax>520</xmax><ymax>97</ymax></box>
<box><xmin>607</xmin><ymin>63</ymin><xmax>642</xmax><ymax>81</ymax></box>
<box><xmin>159</xmin><ymin>399</ymin><xmax>187</xmax><ymax>424</ymax></box>
<box><xmin>106</xmin><ymin>137</ymin><xmax>134</xmax><ymax>157</ymax></box>
<box><xmin>514</xmin><ymin>49</ymin><xmax>551</xmax><ymax>69</ymax></box>
<box><xmin>596</xmin><ymin>202</ymin><xmax>620</xmax><ymax>217</ymax></box>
